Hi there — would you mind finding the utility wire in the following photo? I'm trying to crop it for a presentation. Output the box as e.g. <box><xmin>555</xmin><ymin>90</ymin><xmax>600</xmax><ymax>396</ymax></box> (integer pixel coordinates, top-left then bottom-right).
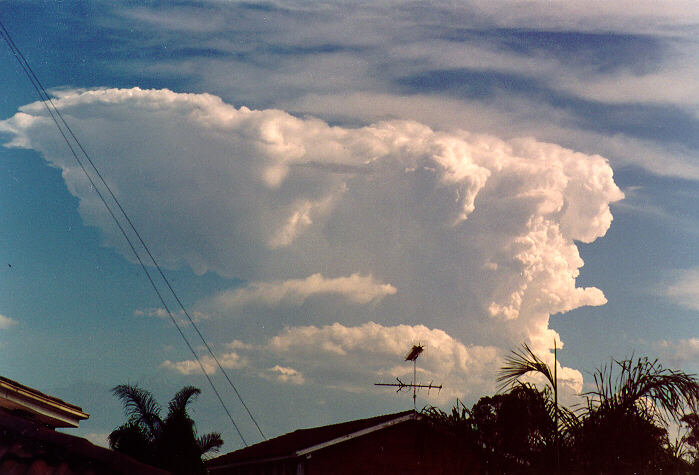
<box><xmin>0</xmin><ymin>20</ymin><xmax>248</xmax><ymax>447</ymax></box>
<box><xmin>0</xmin><ymin>22</ymin><xmax>265</xmax><ymax>441</ymax></box>
<box><xmin>0</xmin><ymin>19</ymin><xmax>264</xmax><ymax>444</ymax></box>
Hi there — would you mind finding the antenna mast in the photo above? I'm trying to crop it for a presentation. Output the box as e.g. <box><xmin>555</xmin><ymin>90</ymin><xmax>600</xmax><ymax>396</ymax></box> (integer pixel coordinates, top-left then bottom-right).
<box><xmin>374</xmin><ymin>344</ymin><xmax>442</xmax><ymax>410</ymax></box>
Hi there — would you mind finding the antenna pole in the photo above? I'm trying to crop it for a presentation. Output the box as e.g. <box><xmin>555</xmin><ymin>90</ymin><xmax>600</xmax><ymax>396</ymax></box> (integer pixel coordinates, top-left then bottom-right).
<box><xmin>413</xmin><ymin>359</ymin><xmax>417</xmax><ymax>410</ymax></box>
<box><xmin>374</xmin><ymin>344</ymin><xmax>442</xmax><ymax>410</ymax></box>
<box><xmin>554</xmin><ymin>337</ymin><xmax>559</xmax><ymax>472</ymax></box>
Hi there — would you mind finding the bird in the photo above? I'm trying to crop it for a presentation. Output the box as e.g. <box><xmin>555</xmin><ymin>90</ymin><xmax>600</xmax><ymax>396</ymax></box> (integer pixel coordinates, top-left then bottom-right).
<box><xmin>405</xmin><ymin>344</ymin><xmax>424</xmax><ymax>361</ymax></box>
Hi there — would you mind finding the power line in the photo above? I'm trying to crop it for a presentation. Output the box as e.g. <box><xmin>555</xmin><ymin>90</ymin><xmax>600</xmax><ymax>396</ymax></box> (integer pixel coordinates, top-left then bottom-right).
<box><xmin>0</xmin><ymin>19</ymin><xmax>250</xmax><ymax>446</ymax></box>
<box><xmin>0</xmin><ymin>19</ymin><xmax>264</xmax><ymax>444</ymax></box>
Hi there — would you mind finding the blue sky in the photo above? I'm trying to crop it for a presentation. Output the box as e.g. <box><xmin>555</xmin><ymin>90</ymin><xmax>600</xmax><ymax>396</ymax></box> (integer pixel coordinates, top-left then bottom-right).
<box><xmin>0</xmin><ymin>0</ymin><xmax>697</xmax><ymax>452</ymax></box>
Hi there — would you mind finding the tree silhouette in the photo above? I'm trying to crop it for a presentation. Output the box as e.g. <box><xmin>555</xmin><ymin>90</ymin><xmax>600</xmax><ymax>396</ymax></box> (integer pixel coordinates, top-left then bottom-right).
<box><xmin>109</xmin><ymin>384</ymin><xmax>223</xmax><ymax>474</ymax></box>
<box><xmin>680</xmin><ymin>412</ymin><xmax>699</xmax><ymax>467</ymax></box>
<box><xmin>426</xmin><ymin>346</ymin><xmax>699</xmax><ymax>472</ymax></box>
<box><xmin>472</xmin><ymin>384</ymin><xmax>558</xmax><ymax>471</ymax></box>
<box><xmin>424</xmin><ymin>385</ymin><xmax>558</xmax><ymax>471</ymax></box>
<box><xmin>573</xmin><ymin>357</ymin><xmax>699</xmax><ymax>471</ymax></box>
<box><xmin>497</xmin><ymin>342</ymin><xmax>572</xmax><ymax>469</ymax></box>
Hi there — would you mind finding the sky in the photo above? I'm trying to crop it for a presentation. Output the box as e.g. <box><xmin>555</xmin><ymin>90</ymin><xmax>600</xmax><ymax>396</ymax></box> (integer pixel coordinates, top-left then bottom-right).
<box><xmin>0</xmin><ymin>0</ymin><xmax>697</xmax><ymax>453</ymax></box>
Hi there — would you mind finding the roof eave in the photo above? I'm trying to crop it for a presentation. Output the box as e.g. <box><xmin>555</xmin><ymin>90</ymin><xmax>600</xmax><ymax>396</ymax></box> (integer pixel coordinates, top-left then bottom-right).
<box><xmin>0</xmin><ymin>380</ymin><xmax>89</xmax><ymax>428</ymax></box>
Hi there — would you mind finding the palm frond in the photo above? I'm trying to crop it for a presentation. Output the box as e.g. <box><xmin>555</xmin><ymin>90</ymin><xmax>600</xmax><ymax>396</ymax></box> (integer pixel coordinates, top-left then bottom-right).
<box><xmin>497</xmin><ymin>343</ymin><xmax>555</xmax><ymax>392</ymax></box>
<box><xmin>422</xmin><ymin>399</ymin><xmax>470</xmax><ymax>428</ymax></box>
<box><xmin>112</xmin><ymin>384</ymin><xmax>163</xmax><ymax>437</ymax></box>
<box><xmin>583</xmin><ymin>357</ymin><xmax>699</xmax><ymax>425</ymax></box>
<box><xmin>108</xmin><ymin>419</ymin><xmax>155</xmax><ymax>464</ymax></box>
<box><xmin>168</xmin><ymin>385</ymin><xmax>201</xmax><ymax>418</ymax></box>
<box><xmin>197</xmin><ymin>432</ymin><xmax>224</xmax><ymax>457</ymax></box>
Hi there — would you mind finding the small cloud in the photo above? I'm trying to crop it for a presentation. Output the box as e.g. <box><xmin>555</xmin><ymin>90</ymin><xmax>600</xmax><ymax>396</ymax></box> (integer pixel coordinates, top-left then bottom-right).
<box><xmin>660</xmin><ymin>268</ymin><xmax>699</xmax><ymax>311</ymax></box>
<box><xmin>134</xmin><ymin>308</ymin><xmax>209</xmax><ymax>325</ymax></box>
<box><xmin>263</xmin><ymin>365</ymin><xmax>305</xmax><ymax>385</ymax></box>
<box><xmin>227</xmin><ymin>340</ymin><xmax>255</xmax><ymax>351</ymax></box>
<box><xmin>653</xmin><ymin>338</ymin><xmax>699</xmax><ymax>369</ymax></box>
<box><xmin>0</xmin><ymin>314</ymin><xmax>18</xmax><ymax>330</ymax></box>
<box><xmin>162</xmin><ymin>351</ymin><xmax>247</xmax><ymax>375</ymax></box>
<box><xmin>205</xmin><ymin>273</ymin><xmax>397</xmax><ymax>311</ymax></box>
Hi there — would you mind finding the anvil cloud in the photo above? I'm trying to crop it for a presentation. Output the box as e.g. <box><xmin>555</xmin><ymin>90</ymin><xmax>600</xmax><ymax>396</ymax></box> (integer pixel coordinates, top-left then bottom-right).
<box><xmin>1</xmin><ymin>87</ymin><xmax>623</xmax><ymax>402</ymax></box>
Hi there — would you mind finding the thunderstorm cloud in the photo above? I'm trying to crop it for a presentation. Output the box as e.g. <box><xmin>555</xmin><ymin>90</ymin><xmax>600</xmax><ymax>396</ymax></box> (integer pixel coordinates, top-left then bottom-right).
<box><xmin>0</xmin><ymin>87</ymin><xmax>624</xmax><ymax>400</ymax></box>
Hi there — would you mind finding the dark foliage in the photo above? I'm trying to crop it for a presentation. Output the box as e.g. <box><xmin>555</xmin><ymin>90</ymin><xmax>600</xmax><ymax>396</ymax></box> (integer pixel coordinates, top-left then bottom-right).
<box><xmin>471</xmin><ymin>384</ymin><xmax>557</xmax><ymax>471</ymax></box>
<box><xmin>425</xmin><ymin>384</ymin><xmax>557</xmax><ymax>472</ymax></box>
<box><xmin>425</xmin><ymin>349</ymin><xmax>699</xmax><ymax>474</ymax></box>
<box><xmin>571</xmin><ymin>402</ymin><xmax>674</xmax><ymax>472</ymax></box>
<box><xmin>572</xmin><ymin>357</ymin><xmax>699</xmax><ymax>472</ymax></box>
<box><xmin>680</xmin><ymin>412</ymin><xmax>699</xmax><ymax>467</ymax></box>
<box><xmin>109</xmin><ymin>384</ymin><xmax>223</xmax><ymax>475</ymax></box>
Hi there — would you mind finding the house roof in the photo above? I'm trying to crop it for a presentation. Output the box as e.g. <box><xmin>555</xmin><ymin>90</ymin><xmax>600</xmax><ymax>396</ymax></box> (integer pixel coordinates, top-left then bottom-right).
<box><xmin>208</xmin><ymin>410</ymin><xmax>418</xmax><ymax>470</ymax></box>
<box><xmin>0</xmin><ymin>408</ymin><xmax>169</xmax><ymax>474</ymax></box>
<box><xmin>0</xmin><ymin>376</ymin><xmax>89</xmax><ymax>428</ymax></box>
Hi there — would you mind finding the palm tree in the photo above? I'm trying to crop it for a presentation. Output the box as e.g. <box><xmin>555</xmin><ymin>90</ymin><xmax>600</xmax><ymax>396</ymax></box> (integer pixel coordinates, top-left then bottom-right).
<box><xmin>573</xmin><ymin>357</ymin><xmax>699</xmax><ymax>471</ymax></box>
<box><xmin>679</xmin><ymin>412</ymin><xmax>699</xmax><ymax>466</ymax></box>
<box><xmin>423</xmin><ymin>384</ymin><xmax>559</xmax><ymax>471</ymax></box>
<box><xmin>497</xmin><ymin>344</ymin><xmax>699</xmax><ymax>471</ymax></box>
<box><xmin>583</xmin><ymin>357</ymin><xmax>698</xmax><ymax>423</ymax></box>
<box><xmin>109</xmin><ymin>384</ymin><xmax>223</xmax><ymax>474</ymax></box>
<box><xmin>497</xmin><ymin>342</ymin><xmax>566</xmax><ymax>470</ymax></box>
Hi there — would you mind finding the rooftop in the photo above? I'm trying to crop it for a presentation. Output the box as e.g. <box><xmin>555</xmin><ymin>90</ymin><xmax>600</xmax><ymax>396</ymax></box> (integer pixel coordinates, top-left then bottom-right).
<box><xmin>0</xmin><ymin>376</ymin><xmax>89</xmax><ymax>428</ymax></box>
<box><xmin>0</xmin><ymin>408</ymin><xmax>168</xmax><ymax>474</ymax></box>
<box><xmin>209</xmin><ymin>410</ymin><xmax>418</xmax><ymax>470</ymax></box>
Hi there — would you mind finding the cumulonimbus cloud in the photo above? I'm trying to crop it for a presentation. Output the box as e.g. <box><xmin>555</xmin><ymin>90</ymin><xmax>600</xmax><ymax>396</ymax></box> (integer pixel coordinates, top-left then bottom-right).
<box><xmin>0</xmin><ymin>87</ymin><xmax>623</xmax><ymax>397</ymax></box>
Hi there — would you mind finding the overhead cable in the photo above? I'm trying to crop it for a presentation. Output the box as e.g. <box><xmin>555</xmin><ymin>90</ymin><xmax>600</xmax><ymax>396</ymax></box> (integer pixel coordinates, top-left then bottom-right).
<box><xmin>0</xmin><ymin>19</ymin><xmax>265</xmax><ymax>444</ymax></box>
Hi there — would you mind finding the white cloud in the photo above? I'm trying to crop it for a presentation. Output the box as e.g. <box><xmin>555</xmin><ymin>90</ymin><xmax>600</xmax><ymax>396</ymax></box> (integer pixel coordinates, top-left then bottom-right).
<box><xmin>99</xmin><ymin>1</ymin><xmax>699</xmax><ymax>190</ymax></box>
<box><xmin>162</xmin><ymin>351</ymin><xmax>247</xmax><ymax>375</ymax></box>
<box><xmin>121</xmin><ymin>2</ymin><xmax>699</xmax><ymax>113</ymax></box>
<box><xmin>445</xmin><ymin>0</ymin><xmax>699</xmax><ymax>35</ymax></box>
<box><xmin>558</xmin><ymin>58</ymin><xmax>699</xmax><ymax>110</ymax></box>
<box><xmin>268</xmin><ymin>196</ymin><xmax>337</xmax><ymax>248</ymax></box>
<box><xmin>134</xmin><ymin>307</ymin><xmax>209</xmax><ymax>324</ymax></box>
<box><xmin>203</xmin><ymin>273</ymin><xmax>396</xmax><ymax>311</ymax></box>
<box><xmin>661</xmin><ymin>268</ymin><xmax>699</xmax><ymax>311</ymax></box>
<box><xmin>133</xmin><ymin>1</ymin><xmax>699</xmax><ymax>40</ymax></box>
<box><xmin>262</xmin><ymin>322</ymin><xmax>500</xmax><ymax>400</ymax></box>
<box><xmin>264</xmin><ymin>365</ymin><xmax>305</xmax><ymax>385</ymax></box>
<box><xmin>653</xmin><ymin>338</ymin><xmax>699</xmax><ymax>369</ymax></box>
<box><xmin>0</xmin><ymin>314</ymin><xmax>18</xmax><ymax>330</ymax></box>
<box><xmin>121</xmin><ymin>7</ymin><xmax>227</xmax><ymax>33</ymax></box>
<box><xmin>289</xmin><ymin>92</ymin><xmax>699</xmax><ymax>182</ymax></box>
<box><xmin>164</xmin><ymin>321</ymin><xmax>583</xmax><ymax>404</ymax></box>
<box><xmin>1</xmin><ymin>88</ymin><xmax>622</xmax><ymax>398</ymax></box>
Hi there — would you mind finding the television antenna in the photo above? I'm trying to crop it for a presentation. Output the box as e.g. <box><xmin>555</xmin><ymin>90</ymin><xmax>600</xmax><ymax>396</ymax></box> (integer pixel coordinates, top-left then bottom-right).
<box><xmin>374</xmin><ymin>344</ymin><xmax>442</xmax><ymax>409</ymax></box>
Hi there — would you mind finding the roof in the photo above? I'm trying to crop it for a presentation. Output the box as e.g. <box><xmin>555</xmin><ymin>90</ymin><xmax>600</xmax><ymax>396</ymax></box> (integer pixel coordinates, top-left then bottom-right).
<box><xmin>0</xmin><ymin>408</ymin><xmax>169</xmax><ymax>474</ymax></box>
<box><xmin>0</xmin><ymin>376</ymin><xmax>89</xmax><ymax>428</ymax></box>
<box><xmin>209</xmin><ymin>410</ymin><xmax>418</xmax><ymax>470</ymax></box>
